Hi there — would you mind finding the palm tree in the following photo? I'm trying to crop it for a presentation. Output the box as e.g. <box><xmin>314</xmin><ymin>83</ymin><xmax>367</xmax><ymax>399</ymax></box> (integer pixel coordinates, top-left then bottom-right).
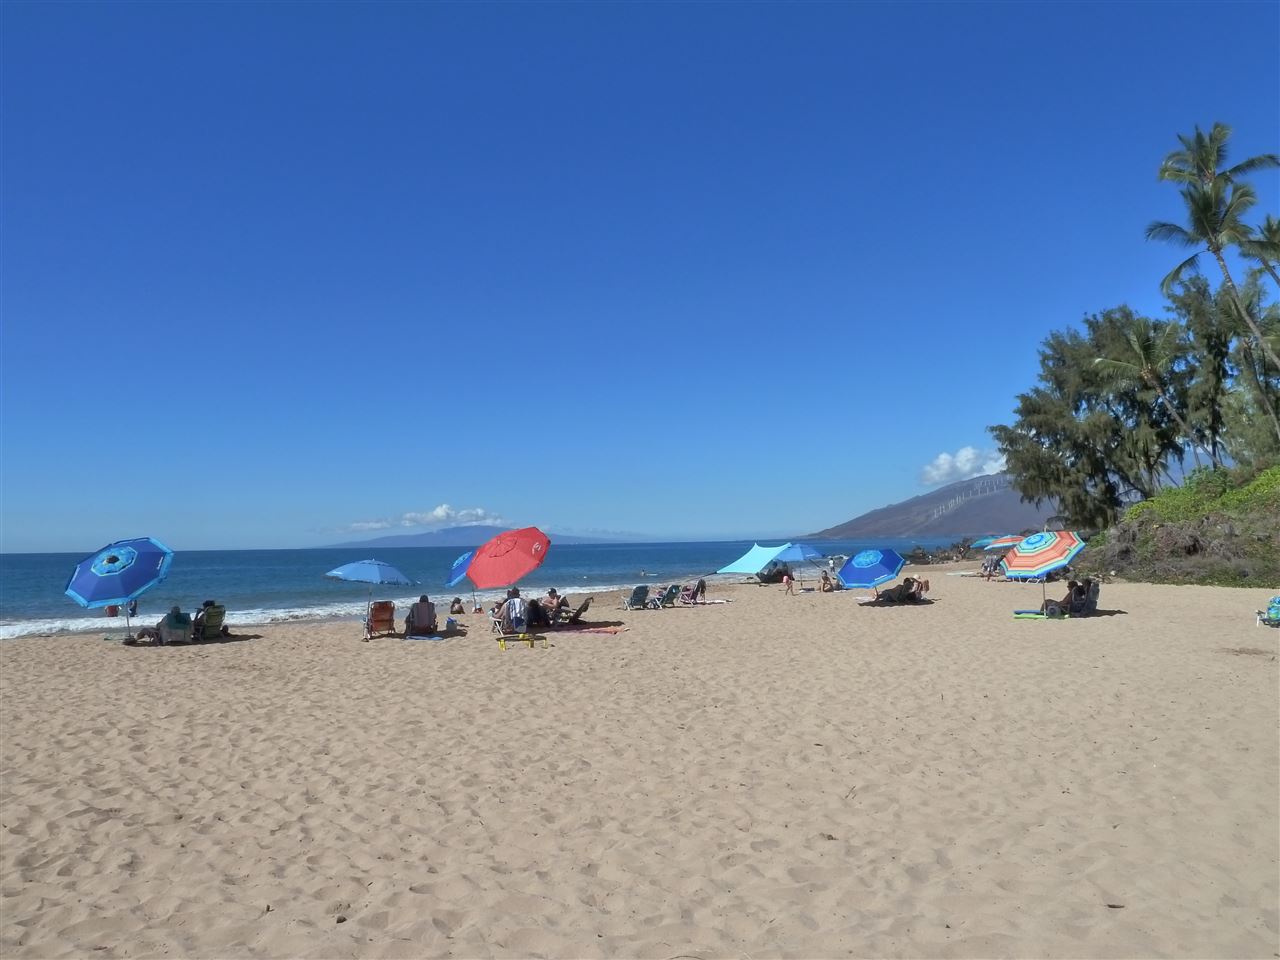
<box><xmin>1147</xmin><ymin>123</ymin><xmax>1280</xmax><ymax>372</ymax></box>
<box><xmin>1091</xmin><ymin>317</ymin><xmax>1218</xmax><ymax>466</ymax></box>
<box><xmin>1238</xmin><ymin>214</ymin><xmax>1280</xmax><ymax>289</ymax></box>
<box><xmin>1157</xmin><ymin>122</ymin><xmax>1278</xmax><ymax>187</ymax></box>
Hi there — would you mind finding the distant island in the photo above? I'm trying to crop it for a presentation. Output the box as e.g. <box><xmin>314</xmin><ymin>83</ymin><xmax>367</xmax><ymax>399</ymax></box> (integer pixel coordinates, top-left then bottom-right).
<box><xmin>806</xmin><ymin>473</ymin><xmax>1055</xmax><ymax>539</ymax></box>
<box><xmin>323</xmin><ymin>525</ymin><xmax>620</xmax><ymax>549</ymax></box>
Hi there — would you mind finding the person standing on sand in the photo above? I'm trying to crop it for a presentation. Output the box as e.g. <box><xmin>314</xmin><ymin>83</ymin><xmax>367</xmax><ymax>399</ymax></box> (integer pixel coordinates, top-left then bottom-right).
<box><xmin>782</xmin><ymin>569</ymin><xmax>795</xmax><ymax>595</ymax></box>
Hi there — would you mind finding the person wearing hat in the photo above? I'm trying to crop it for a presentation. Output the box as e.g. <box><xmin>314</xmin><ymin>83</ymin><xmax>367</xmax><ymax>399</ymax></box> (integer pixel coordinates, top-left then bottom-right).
<box><xmin>449</xmin><ymin>597</ymin><xmax>465</xmax><ymax>615</ymax></box>
<box><xmin>541</xmin><ymin>588</ymin><xmax>568</xmax><ymax>622</ymax></box>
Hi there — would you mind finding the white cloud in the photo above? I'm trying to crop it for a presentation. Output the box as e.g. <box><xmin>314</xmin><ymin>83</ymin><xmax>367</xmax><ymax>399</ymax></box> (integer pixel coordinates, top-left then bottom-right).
<box><xmin>920</xmin><ymin>447</ymin><xmax>1006</xmax><ymax>486</ymax></box>
<box><xmin>347</xmin><ymin>504</ymin><xmax>505</xmax><ymax>533</ymax></box>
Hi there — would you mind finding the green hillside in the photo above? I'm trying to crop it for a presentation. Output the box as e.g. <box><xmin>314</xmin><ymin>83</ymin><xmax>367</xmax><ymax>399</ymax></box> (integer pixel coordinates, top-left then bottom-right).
<box><xmin>1084</xmin><ymin>466</ymin><xmax>1280</xmax><ymax>586</ymax></box>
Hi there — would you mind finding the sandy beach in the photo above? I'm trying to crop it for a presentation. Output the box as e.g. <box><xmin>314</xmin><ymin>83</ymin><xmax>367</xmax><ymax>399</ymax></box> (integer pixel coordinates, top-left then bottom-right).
<box><xmin>2</xmin><ymin>568</ymin><xmax>1277</xmax><ymax>959</ymax></box>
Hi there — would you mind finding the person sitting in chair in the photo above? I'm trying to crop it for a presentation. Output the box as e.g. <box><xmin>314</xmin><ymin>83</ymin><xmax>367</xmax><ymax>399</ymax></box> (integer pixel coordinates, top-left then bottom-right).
<box><xmin>500</xmin><ymin>588</ymin><xmax>530</xmax><ymax>633</ymax></box>
<box><xmin>405</xmin><ymin>595</ymin><xmax>438</xmax><ymax>636</ymax></box>
<box><xmin>541</xmin><ymin>588</ymin><xmax>569</xmax><ymax>621</ymax></box>
<box><xmin>1041</xmin><ymin>580</ymin><xmax>1082</xmax><ymax>616</ymax></box>
<box><xmin>192</xmin><ymin>600</ymin><xmax>223</xmax><ymax>637</ymax></box>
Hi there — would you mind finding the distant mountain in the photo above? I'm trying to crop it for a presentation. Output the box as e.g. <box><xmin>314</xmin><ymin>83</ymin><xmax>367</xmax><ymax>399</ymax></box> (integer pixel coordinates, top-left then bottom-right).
<box><xmin>806</xmin><ymin>474</ymin><xmax>1056</xmax><ymax>539</ymax></box>
<box><xmin>322</xmin><ymin>525</ymin><xmax>616</xmax><ymax>549</ymax></box>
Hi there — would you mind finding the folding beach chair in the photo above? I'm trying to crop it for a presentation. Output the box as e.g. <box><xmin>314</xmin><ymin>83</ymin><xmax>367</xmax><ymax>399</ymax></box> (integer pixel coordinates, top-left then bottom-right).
<box><xmin>491</xmin><ymin>597</ymin><xmax>546</xmax><ymax>649</ymax></box>
<box><xmin>158</xmin><ymin>609</ymin><xmax>193</xmax><ymax>645</ymax></box>
<box><xmin>622</xmin><ymin>585</ymin><xmax>650</xmax><ymax>610</ymax></box>
<box><xmin>648</xmin><ymin>584</ymin><xmax>680</xmax><ymax>608</ymax></box>
<box><xmin>1068</xmin><ymin>580</ymin><xmax>1100</xmax><ymax>617</ymax></box>
<box><xmin>404</xmin><ymin>600</ymin><xmax>438</xmax><ymax>639</ymax></box>
<box><xmin>365</xmin><ymin>600</ymin><xmax>397</xmax><ymax>639</ymax></box>
<box><xmin>558</xmin><ymin>596</ymin><xmax>593</xmax><ymax>625</ymax></box>
<box><xmin>192</xmin><ymin>604</ymin><xmax>227</xmax><ymax>642</ymax></box>
<box><xmin>1257</xmin><ymin>596</ymin><xmax>1280</xmax><ymax>627</ymax></box>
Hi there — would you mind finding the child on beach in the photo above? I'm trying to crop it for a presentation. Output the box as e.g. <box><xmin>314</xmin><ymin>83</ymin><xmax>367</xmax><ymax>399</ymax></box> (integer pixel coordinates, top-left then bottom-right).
<box><xmin>782</xmin><ymin>569</ymin><xmax>795</xmax><ymax>595</ymax></box>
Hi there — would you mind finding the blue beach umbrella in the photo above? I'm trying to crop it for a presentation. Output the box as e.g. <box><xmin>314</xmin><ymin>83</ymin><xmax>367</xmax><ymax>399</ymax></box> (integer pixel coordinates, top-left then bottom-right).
<box><xmin>837</xmin><ymin>548</ymin><xmax>906</xmax><ymax>589</ymax></box>
<box><xmin>66</xmin><ymin>537</ymin><xmax>174</xmax><ymax>609</ymax></box>
<box><xmin>445</xmin><ymin>551</ymin><xmax>474</xmax><ymax>588</ymax></box>
<box><xmin>968</xmin><ymin>536</ymin><xmax>998</xmax><ymax>550</ymax></box>
<box><xmin>65</xmin><ymin>536</ymin><xmax>174</xmax><ymax>639</ymax></box>
<box><xmin>773</xmin><ymin>542</ymin><xmax>824</xmax><ymax>563</ymax></box>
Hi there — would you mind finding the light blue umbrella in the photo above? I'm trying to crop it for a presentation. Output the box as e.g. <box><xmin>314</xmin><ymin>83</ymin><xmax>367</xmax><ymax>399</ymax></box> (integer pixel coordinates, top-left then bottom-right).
<box><xmin>325</xmin><ymin>559</ymin><xmax>417</xmax><ymax>630</ymax></box>
<box><xmin>325</xmin><ymin>559</ymin><xmax>416</xmax><ymax>588</ymax></box>
<box><xmin>968</xmin><ymin>536</ymin><xmax>998</xmax><ymax>550</ymax></box>
<box><xmin>837</xmin><ymin>548</ymin><xmax>906</xmax><ymax>589</ymax></box>
<box><xmin>773</xmin><ymin>542</ymin><xmax>824</xmax><ymax>563</ymax></box>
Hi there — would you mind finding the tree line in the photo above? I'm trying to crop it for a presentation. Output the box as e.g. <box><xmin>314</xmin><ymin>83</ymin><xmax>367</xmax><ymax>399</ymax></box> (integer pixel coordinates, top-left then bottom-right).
<box><xmin>991</xmin><ymin>123</ymin><xmax>1279</xmax><ymax>530</ymax></box>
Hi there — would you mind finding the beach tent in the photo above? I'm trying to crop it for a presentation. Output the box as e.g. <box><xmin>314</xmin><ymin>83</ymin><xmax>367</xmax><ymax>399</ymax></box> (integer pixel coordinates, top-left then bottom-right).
<box><xmin>717</xmin><ymin>543</ymin><xmax>795</xmax><ymax>575</ymax></box>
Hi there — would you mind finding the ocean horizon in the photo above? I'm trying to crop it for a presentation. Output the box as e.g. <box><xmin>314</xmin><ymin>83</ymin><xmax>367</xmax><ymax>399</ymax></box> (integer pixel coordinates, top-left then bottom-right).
<box><xmin>0</xmin><ymin>537</ymin><xmax>961</xmax><ymax>640</ymax></box>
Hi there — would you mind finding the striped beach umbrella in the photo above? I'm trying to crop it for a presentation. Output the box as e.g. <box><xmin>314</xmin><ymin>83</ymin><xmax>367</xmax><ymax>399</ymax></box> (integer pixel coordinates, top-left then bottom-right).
<box><xmin>1000</xmin><ymin>531</ymin><xmax>1086</xmax><ymax>581</ymax></box>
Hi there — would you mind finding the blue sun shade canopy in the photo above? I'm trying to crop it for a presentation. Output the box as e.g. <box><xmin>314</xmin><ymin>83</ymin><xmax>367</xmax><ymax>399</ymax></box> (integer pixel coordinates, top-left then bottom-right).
<box><xmin>717</xmin><ymin>543</ymin><xmax>793</xmax><ymax>574</ymax></box>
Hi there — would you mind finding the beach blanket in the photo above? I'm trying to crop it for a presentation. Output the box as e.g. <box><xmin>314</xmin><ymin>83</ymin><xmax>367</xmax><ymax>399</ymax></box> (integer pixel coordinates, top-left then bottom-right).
<box><xmin>1014</xmin><ymin>609</ymin><xmax>1068</xmax><ymax>620</ymax></box>
<box><xmin>403</xmin><ymin>634</ymin><xmax>447</xmax><ymax>641</ymax></box>
<box><xmin>856</xmin><ymin>597</ymin><xmax>935</xmax><ymax>606</ymax></box>
<box><xmin>555</xmin><ymin>624</ymin><xmax>628</xmax><ymax>635</ymax></box>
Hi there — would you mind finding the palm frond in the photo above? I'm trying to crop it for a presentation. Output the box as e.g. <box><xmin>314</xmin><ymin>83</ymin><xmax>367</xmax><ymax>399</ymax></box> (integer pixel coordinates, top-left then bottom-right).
<box><xmin>1092</xmin><ymin>357</ymin><xmax>1140</xmax><ymax>381</ymax></box>
<box><xmin>1146</xmin><ymin>220</ymin><xmax>1197</xmax><ymax>246</ymax></box>
<box><xmin>1223</xmin><ymin>153</ymin><xmax>1280</xmax><ymax>179</ymax></box>
<box><xmin>1160</xmin><ymin>252</ymin><xmax>1202</xmax><ymax>295</ymax></box>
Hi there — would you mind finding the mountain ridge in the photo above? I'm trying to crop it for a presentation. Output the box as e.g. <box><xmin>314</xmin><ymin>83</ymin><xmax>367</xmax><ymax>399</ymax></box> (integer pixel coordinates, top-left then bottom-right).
<box><xmin>806</xmin><ymin>473</ymin><xmax>1055</xmax><ymax>539</ymax></box>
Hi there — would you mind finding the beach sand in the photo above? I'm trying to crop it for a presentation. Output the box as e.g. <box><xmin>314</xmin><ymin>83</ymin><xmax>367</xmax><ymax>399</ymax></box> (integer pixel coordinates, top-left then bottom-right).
<box><xmin>2</xmin><ymin>569</ymin><xmax>1277</xmax><ymax>958</ymax></box>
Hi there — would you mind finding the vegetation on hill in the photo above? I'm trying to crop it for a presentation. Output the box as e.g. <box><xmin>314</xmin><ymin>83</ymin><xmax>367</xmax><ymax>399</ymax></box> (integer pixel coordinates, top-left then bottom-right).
<box><xmin>989</xmin><ymin>123</ymin><xmax>1279</xmax><ymax>584</ymax></box>
<box><xmin>1082</xmin><ymin>466</ymin><xmax>1279</xmax><ymax>586</ymax></box>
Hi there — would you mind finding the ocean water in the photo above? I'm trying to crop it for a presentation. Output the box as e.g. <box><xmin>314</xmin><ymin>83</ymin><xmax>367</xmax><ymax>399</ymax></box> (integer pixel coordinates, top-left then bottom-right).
<box><xmin>0</xmin><ymin>538</ymin><xmax>958</xmax><ymax>639</ymax></box>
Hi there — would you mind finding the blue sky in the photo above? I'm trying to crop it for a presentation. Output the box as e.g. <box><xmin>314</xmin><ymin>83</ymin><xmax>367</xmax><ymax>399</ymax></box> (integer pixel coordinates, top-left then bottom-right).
<box><xmin>2</xmin><ymin>1</ymin><xmax>1277</xmax><ymax>552</ymax></box>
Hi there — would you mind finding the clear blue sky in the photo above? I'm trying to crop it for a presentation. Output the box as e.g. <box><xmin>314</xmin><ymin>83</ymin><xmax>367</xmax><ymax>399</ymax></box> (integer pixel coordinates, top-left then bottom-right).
<box><xmin>3</xmin><ymin>1</ymin><xmax>1277</xmax><ymax>552</ymax></box>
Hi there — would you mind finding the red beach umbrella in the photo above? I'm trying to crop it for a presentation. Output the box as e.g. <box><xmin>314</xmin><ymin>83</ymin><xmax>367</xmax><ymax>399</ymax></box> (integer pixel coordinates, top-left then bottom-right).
<box><xmin>467</xmin><ymin>526</ymin><xmax>552</xmax><ymax>589</ymax></box>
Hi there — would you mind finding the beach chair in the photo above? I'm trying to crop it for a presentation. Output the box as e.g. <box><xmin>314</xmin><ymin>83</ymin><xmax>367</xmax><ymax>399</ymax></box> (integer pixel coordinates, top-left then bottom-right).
<box><xmin>365</xmin><ymin>600</ymin><xmax>397</xmax><ymax>639</ymax></box>
<box><xmin>648</xmin><ymin>584</ymin><xmax>680</xmax><ymax>608</ymax></box>
<box><xmin>192</xmin><ymin>604</ymin><xmax>226</xmax><ymax>642</ymax></box>
<box><xmin>158</xmin><ymin>609</ymin><xmax>193</xmax><ymax>645</ymax></box>
<box><xmin>622</xmin><ymin>585</ymin><xmax>650</xmax><ymax>610</ymax></box>
<box><xmin>558</xmin><ymin>596</ymin><xmax>593</xmax><ymax>625</ymax></box>
<box><xmin>491</xmin><ymin>597</ymin><xmax>546</xmax><ymax>649</ymax></box>
<box><xmin>1068</xmin><ymin>580</ymin><xmax>1100</xmax><ymax>617</ymax></box>
<box><xmin>404</xmin><ymin>600</ymin><xmax>438</xmax><ymax>639</ymax></box>
<box><xmin>1257</xmin><ymin>596</ymin><xmax>1280</xmax><ymax>627</ymax></box>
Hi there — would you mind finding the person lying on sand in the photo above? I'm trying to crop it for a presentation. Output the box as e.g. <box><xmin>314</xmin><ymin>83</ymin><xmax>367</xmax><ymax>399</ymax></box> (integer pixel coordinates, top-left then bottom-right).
<box><xmin>875</xmin><ymin>577</ymin><xmax>930</xmax><ymax>603</ymax></box>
